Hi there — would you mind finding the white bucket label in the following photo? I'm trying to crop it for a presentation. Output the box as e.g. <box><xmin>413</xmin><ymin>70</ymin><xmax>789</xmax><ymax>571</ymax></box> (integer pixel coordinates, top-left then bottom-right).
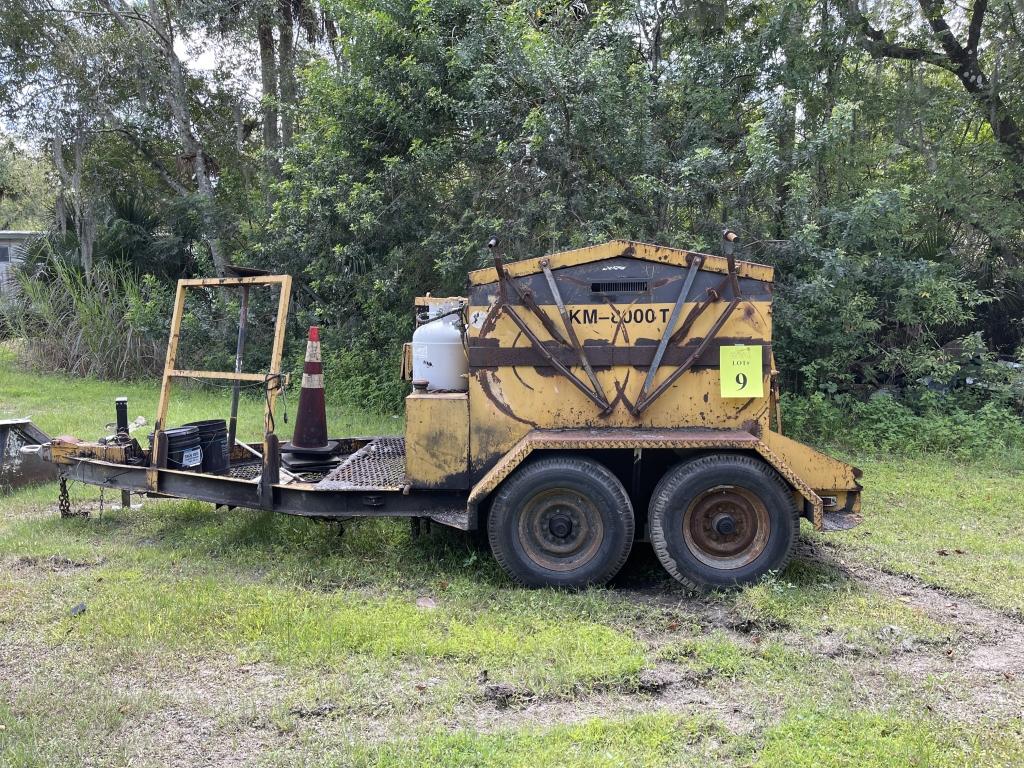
<box><xmin>181</xmin><ymin>447</ymin><xmax>203</xmax><ymax>467</ymax></box>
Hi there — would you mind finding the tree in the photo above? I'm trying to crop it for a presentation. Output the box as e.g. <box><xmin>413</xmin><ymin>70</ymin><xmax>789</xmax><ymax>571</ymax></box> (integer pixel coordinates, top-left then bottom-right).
<box><xmin>0</xmin><ymin>138</ymin><xmax>53</xmax><ymax>230</ymax></box>
<box><xmin>0</xmin><ymin>0</ymin><xmax>260</xmax><ymax>277</ymax></box>
<box><xmin>841</xmin><ymin>0</ymin><xmax>1023</xmax><ymax>183</ymax></box>
<box><xmin>3</xmin><ymin>0</ymin><xmax>1023</xmax><ymax>402</ymax></box>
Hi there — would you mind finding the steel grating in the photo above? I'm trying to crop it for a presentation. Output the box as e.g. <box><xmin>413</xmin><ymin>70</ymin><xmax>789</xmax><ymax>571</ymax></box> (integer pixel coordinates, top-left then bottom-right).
<box><xmin>229</xmin><ymin>462</ymin><xmax>264</xmax><ymax>481</ymax></box>
<box><xmin>229</xmin><ymin>461</ymin><xmax>333</xmax><ymax>484</ymax></box>
<box><xmin>316</xmin><ymin>437</ymin><xmax>406</xmax><ymax>491</ymax></box>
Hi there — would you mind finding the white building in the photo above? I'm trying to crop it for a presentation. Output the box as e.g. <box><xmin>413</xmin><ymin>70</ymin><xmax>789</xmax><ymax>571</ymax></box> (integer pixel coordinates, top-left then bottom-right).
<box><xmin>0</xmin><ymin>231</ymin><xmax>39</xmax><ymax>295</ymax></box>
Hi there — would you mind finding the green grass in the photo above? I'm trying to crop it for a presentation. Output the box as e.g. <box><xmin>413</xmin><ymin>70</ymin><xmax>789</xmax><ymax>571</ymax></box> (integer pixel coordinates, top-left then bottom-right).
<box><xmin>657</xmin><ymin>631</ymin><xmax>801</xmax><ymax>678</ymax></box>
<box><xmin>813</xmin><ymin>456</ymin><xmax>1024</xmax><ymax>615</ymax></box>
<box><xmin>735</xmin><ymin>559</ymin><xmax>949</xmax><ymax>652</ymax></box>
<box><xmin>45</xmin><ymin>568</ymin><xmax>644</xmax><ymax>694</ymax></box>
<box><xmin>0</xmin><ymin>501</ymin><xmax>649</xmax><ymax>695</ymax></box>
<box><xmin>0</xmin><ymin>682</ymin><xmax>153</xmax><ymax>768</ymax></box>
<box><xmin>271</xmin><ymin>706</ymin><xmax>1024</xmax><ymax>768</ymax></box>
<box><xmin>755</xmin><ymin>707</ymin><xmax>1024</xmax><ymax>768</ymax></box>
<box><xmin>342</xmin><ymin>714</ymin><xmax>722</xmax><ymax>768</ymax></box>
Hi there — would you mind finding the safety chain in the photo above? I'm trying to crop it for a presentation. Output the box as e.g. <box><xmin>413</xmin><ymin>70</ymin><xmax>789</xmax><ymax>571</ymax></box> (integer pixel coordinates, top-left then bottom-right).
<box><xmin>57</xmin><ymin>476</ymin><xmax>88</xmax><ymax>519</ymax></box>
<box><xmin>58</xmin><ymin>476</ymin><xmax>72</xmax><ymax>518</ymax></box>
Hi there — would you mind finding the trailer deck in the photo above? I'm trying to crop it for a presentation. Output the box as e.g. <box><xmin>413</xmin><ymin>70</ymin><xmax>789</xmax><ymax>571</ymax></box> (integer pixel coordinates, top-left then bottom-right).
<box><xmin>55</xmin><ymin>435</ymin><xmax>467</xmax><ymax>527</ymax></box>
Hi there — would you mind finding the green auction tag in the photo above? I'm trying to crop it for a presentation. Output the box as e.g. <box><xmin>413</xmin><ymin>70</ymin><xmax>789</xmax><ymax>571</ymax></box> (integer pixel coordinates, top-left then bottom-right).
<box><xmin>720</xmin><ymin>345</ymin><xmax>764</xmax><ymax>398</ymax></box>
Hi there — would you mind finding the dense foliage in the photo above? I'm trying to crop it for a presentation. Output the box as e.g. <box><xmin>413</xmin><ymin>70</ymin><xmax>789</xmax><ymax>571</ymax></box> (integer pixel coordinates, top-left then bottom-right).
<box><xmin>3</xmin><ymin>258</ymin><xmax>168</xmax><ymax>378</ymax></box>
<box><xmin>2</xmin><ymin>0</ymin><xmax>1023</xmax><ymax>442</ymax></box>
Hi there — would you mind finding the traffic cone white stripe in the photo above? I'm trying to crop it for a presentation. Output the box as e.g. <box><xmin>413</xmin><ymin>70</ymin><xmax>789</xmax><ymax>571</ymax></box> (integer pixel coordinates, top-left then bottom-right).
<box><xmin>302</xmin><ymin>373</ymin><xmax>324</xmax><ymax>389</ymax></box>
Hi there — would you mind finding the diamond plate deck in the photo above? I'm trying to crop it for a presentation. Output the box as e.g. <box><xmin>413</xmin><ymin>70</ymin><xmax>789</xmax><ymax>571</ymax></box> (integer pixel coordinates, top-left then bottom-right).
<box><xmin>316</xmin><ymin>437</ymin><xmax>406</xmax><ymax>491</ymax></box>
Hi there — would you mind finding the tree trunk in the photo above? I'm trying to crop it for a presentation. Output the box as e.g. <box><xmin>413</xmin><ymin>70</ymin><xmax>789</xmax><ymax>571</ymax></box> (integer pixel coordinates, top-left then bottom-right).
<box><xmin>232</xmin><ymin>99</ymin><xmax>253</xmax><ymax>191</ymax></box>
<box><xmin>258</xmin><ymin>11</ymin><xmax>282</xmax><ymax>179</ymax></box>
<box><xmin>51</xmin><ymin>122</ymin><xmax>95</xmax><ymax>279</ymax></box>
<box><xmin>774</xmin><ymin>100</ymin><xmax>795</xmax><ymax>240</ymax></box>
<box><xmin>72</xmin><ymin>125</ymin><xmax>95</xmax><ymax>280</ymax></box>
<box><xmin>50</xmin><ymin>130</ymin><xmax>68</xmax><ymax>237</ymax></box>
<box><xmin>278</xmin><ymin>0</ymin><xmax>296</xmax><ymax>150</ymax></box>
<box><xmin>145</xmin><ymin>0</ymin><xmax>227</xmax><ymax>276</ymax></box>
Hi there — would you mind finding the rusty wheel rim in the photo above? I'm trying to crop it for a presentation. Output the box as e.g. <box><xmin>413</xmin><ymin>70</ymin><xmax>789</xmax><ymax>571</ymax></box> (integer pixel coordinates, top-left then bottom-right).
<box><xmin>517</xmin><ymin>488</ymin><xmax>604</xmax><ymax>572</ymax></box>
<box><xmin>682</xmin><ymin>485</ymin><xmax>770</xmax><ymax>569</ymax></box>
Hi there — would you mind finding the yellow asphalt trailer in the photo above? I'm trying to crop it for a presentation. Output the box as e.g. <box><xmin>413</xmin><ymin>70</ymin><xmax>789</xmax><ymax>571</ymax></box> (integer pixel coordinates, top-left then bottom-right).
<box><xmin>408</xmin><ymin>237</ymin><xmax>861</xmax><ymax>589</ymax></box>
<box><xmin>40</xmin><ymin>239</ymin><xmax>861</xmax><ymax>591</ymax></box>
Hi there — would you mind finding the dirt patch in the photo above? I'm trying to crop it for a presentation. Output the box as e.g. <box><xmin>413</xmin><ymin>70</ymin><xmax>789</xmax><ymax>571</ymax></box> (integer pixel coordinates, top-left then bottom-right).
<box><xmin>289</xmin><ymin>701</ymin><xmax>338</xmax><ymax>718</ymax></box>
<box><xmin>462</xmin><ymin>668</ymin><xmax>763</xmax><ymax>737</ymax></box>
<box><xmin>804</xmin><ymin>541</ymin><xmax>1024</xmax><ymax>662</ymax></box>
<box><xmin>798</xmin><ymin>541</ymin><xmax>1024</xmax><ymax>719</ymax></box>
<box><xmin>604</xmin><ymin>542</ymin><xmax>1024</xmax><ymax>726</ymax></box>
<box><xmin>634</xmin><ymin>664</ymin><xmax>700</xmax><ymax>693</ymax></box>
<box><xmin>481</xmin><ymin>681</ymin><xmax>536</xmax><ymax>708</ymax></box>
<box><xmin>0</xmin><ymin>631</ymin><xmax>293</xmax><ymax>767</ymax></box>
<box><xmin>10</xmin><ymin>553</ymin><xmax>104</xmax><ymax>571</ymax></box>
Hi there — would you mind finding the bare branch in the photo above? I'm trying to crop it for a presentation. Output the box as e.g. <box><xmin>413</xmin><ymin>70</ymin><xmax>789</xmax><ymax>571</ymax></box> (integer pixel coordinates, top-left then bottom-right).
<box><xmin>839</xmin><ymin>1</ymin><xmax>955</xmax><ymax>71</ymax></box>
<box><xmin>840</xmin><ymin>0</ymin><xmax>1024</xmax><ymax>179</ymax></box>
<box><xmin>966</xmin><ymin>0</ymin><xmax>987</xmax><ymax>55</ymax></box>
<box><xmin>91</xmin><ymin>0</ymin><xmax>171</xmax><ymax>49</ymax></box>
<box><xmin>916</xmin><ymin>0</ymin><xmax>968</xmax><ymax>64</ymax></box>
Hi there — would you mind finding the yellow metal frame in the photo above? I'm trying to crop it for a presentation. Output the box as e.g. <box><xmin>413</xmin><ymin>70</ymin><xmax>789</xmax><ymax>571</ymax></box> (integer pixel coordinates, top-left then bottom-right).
<box><xmin>467</xmin><ymin>239</ymin><xmax>774</xmax><ymax>286</ymax></box>
<box><xmin>155</xmin><ymin>275</ymin><xmax>293</xmax><ymax>437</ymax></box>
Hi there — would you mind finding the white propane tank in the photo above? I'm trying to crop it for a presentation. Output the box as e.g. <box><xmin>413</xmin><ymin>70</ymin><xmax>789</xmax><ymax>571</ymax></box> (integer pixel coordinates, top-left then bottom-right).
<box><xmin>411</xmin><ymin>303</ymin><xmax>468</xmax><ymax>391</ymax></box>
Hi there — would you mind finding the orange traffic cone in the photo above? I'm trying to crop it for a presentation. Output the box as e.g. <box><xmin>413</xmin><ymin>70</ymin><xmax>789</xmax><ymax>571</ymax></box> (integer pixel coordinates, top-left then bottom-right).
<box><xmin>282</xmin><ymin>326</ymin><xmax>337</xmax><ymax>458</ymax></box>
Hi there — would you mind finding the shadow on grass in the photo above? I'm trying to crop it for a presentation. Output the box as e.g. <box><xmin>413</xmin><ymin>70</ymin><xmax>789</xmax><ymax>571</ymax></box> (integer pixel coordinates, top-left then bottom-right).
<box><xmin>10</xmin><ymin>497</ymin><xmax>850</xmax><ymax>603</ymax></box>
<box><xmin>59</xmin><ymin>499</ymin><xmax>510</xmax><ymax>591</ymax></box>
<box><xmin>609</xmin><ymin>543</ymin><xmax>674</xmax><ymax>590</ymax></box>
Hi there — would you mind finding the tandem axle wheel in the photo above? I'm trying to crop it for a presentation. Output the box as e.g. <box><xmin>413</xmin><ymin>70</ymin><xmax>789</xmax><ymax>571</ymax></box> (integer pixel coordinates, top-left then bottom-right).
<box><xmin>485</xmin><ymin>452</ymin><xmax>798</xmax><ymax>591</ymax></box>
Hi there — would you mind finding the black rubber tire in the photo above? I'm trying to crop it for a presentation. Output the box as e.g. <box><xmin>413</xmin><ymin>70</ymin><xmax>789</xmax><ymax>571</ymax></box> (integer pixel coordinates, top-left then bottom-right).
<box><xmin>487</xmin><ymin>456</ymin><xmax>635</xmax><ymax>588</ymax></box>
<box><xmin>648</xmin><ymin>454</ymin><xmax>798</xmax><ymax>592</ymax></box>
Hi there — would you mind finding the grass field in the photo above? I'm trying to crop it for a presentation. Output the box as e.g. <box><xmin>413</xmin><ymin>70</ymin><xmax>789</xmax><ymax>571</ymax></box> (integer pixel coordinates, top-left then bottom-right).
<box><xmin>2</xmin><ymin>354</ymin><xmax>1024</xmax><ymax>766</ymax></box>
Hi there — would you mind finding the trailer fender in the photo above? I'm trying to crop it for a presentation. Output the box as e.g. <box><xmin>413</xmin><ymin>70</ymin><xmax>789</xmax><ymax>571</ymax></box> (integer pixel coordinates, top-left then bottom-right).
<box><xmin>466</xmin><ymin>428</ymin><xmax>831</xmax><ymax>530</ymax></box>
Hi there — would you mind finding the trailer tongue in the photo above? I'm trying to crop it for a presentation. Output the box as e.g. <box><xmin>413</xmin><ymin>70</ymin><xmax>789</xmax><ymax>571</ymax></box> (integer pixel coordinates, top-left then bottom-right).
<box><xmin>34</xmin><ymin>238</ymin><xmax>862</xmax><ymax>590</ymax></box>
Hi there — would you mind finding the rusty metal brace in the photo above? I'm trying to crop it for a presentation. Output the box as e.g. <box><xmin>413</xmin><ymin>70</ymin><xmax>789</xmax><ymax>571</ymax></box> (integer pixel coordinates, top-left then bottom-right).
<box><xmin>490</xmin><ymin>243</ymin><xmax>571</xmax><ymax>349</ymax></box>
<box><xmin>770</xmin><ymin>352</ymin><xmax>783</xmax><ymax>434</ymax></box>
<box><xmin>499</xmin><ymin>301</ymin><xmax>612</xmax><ymax>412</ymax></box>
<box><xmin>632</xmin><ymin>236</ymin><xmax>745</xmax><ymax>416</ymax></box>
<box><xmin>540</xmin><ymin>258</ymin><xmax>610</xmax><ymax>412</ymax></box>
<box><xmin>667</xmin><ymin>275</ymin><xmax>728</xmax><ymax>347</ymax></box>
<box><xmin>633</xmin><ymin>298</ymin><xmax>740</xmax><ymax>415</ymax></box>
<box><xmin>489</xmin><ymin>241</ymin><xmax>611</xmax><ymax>412</ymax></box>
<box><xmin>638</xmin><ymin>253</ymin><xmax>702</xmax><ymax>404</ymax></box>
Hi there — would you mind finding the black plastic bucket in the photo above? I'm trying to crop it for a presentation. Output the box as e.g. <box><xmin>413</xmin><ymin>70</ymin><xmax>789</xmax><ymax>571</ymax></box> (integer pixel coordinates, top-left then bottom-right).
<box><xmin>183</xmin><ymin>419</ymin><xmax>229</xmax><ymax>475</ymax></box>
<box><xmin>162</xmin><ymin>426</ymin><xmax>202</xmax><ymax>471</ymax></box>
